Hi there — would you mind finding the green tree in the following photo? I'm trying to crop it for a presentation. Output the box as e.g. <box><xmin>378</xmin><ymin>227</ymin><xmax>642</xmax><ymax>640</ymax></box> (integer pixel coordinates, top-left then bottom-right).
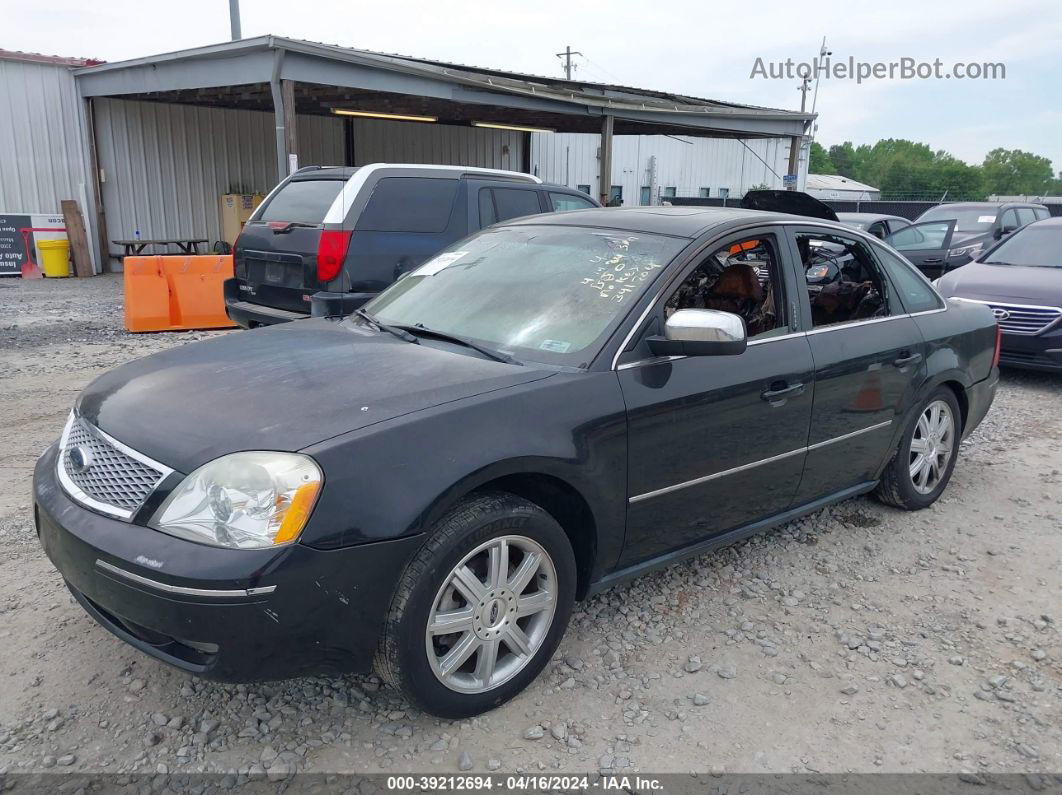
<box><xmin>827</xmin><ymin>142</ymin><xmax>858</xmax><ymax>179</ymax></box>
<box><xmin>934</xmin><ymin>155</ymin><xmax>986</xmax><ymax>200</ymax></box>
<box><xmin>808</xmin><ymin>141</ymin><xmax>835</xmax><ymax>174</ymax></box>
<box><xmin>981</xmin><ymin>148</ymin><xmax>1054</xmax><ymax>195</ymax></box>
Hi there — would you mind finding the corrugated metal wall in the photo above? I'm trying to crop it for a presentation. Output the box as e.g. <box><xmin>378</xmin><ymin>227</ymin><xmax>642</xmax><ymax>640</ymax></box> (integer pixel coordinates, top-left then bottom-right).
<box><xmin>94</xmin><ymin>98</ymin><xmax>344</xmax><ymax>250</ymax></box>
<box><xmin>530</xmin><ymin>133</ymin><xmax>803</xmax><ymax>203</ymax></box>
<box><xmin>351</xmin><ymin>118</ymin><xmax>526</xmax><ymax>171</ymax></box>
<box><xmin>93</xmin><ymin>103</ymin><xmax>528</xmax><ymax>256</ymax></box>
<box><xmin>0</xmin><ymin>58</ymin><xmax>92</xmax><ymax>214</ymax></box>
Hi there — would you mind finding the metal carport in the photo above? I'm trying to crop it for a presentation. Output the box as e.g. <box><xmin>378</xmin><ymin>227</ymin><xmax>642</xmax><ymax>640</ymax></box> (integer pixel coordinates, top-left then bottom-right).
<box><xmin>74</xmin><ymin>36</ymin><xmax>814</xmax><ymax>264</ymax></box>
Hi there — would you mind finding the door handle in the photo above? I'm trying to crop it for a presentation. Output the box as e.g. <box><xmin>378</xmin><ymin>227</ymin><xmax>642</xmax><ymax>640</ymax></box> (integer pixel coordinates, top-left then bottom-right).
<box><xmin>922</xmin><ymin>257</ymin><xmax>944</xmax><ymax>264</ymax></box>
<box><xmin>761</xmin><ymin>382</ymin><xmax>805</xmax><ymax>404</ymax></box>
<box><xmin>894</xmin><ymin>352</ymin><xmax>923</xmax><ymax>368</ymax></box>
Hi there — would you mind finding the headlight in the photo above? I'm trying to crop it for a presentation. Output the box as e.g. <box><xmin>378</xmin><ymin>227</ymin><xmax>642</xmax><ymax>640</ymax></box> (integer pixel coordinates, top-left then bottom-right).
<box><xmin>947</xmin><ymin>242</ymin><xmax>982</xmax><ymax>258</ymax></box>
<box><xmin>151</xmin><ymin>452</ymin><xmax>322</xmax><ymax>549</ymax></box>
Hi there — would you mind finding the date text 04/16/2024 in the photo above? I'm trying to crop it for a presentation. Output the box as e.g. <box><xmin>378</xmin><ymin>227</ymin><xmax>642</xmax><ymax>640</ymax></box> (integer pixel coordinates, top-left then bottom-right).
<box><xmin>385</xmin><ymin>775</ymin><xmax>663</xmax><ymax>791</ymax></box>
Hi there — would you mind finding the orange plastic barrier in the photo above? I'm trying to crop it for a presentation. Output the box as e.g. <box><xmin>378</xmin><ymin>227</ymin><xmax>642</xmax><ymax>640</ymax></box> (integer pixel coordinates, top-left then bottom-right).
<box><xmin>123</xmin><ymin>255</ymin><xmax>238</xmax><ymax>333</ymax></box>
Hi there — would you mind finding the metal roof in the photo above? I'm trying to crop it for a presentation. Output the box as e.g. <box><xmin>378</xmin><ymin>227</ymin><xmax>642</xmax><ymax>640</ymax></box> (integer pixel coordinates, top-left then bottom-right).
<box><xmin>805</xmin><ymin>174</ymin><xmax>879</xmax><ymax>193</ymax></box>
<box><xmin>73</xmin><ymin>36</ymin><xmax>814</xmax><ymax>139</ymax></box>
<box><xmin>0</xmin><ymin>49</ymin><xmax>104</xmax><ymax>67</ymax></box>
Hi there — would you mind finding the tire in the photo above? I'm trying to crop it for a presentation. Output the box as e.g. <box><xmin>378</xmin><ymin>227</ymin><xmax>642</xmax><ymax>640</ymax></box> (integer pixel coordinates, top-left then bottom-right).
<box><xmin>375</xmin><ymin>492</ymin><xmax>576</xmax><ymax>718</ymax></box>
<box><xmin>875</xmin><ymin>387</ymin><xmax>962</xmax><ymax>510</ymax></box>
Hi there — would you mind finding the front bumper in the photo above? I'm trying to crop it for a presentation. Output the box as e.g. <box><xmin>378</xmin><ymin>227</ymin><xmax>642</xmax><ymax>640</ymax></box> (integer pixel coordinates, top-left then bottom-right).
<box><xmin>999</xmin><ymin>329</ymin><xmax>1062</xmax><ymax>373</ymax></box>
<box><xmin>34</xmin><ymin>444</ymin><xmax>423</xmax><ymax>682</ymax></box>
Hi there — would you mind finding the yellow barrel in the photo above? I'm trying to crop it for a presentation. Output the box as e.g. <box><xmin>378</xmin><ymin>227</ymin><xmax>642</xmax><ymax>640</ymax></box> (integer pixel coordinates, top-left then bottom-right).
<box><xmin>39</xmin><ymin>239</ymin><xmax>71</xmax><ymax>278</ymax></box>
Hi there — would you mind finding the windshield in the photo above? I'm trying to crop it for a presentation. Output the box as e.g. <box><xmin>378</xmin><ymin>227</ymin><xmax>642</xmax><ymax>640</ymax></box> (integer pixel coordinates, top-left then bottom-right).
<box><xmin>918</xmin><ymin>206</ymin><xmax>997</xmax><ymax>234</ymax></box>
<box><xmin>983</xmin><ymin>226</ymin><xmax>1060</xmax><ymax>268</ymax></box>
<box><xmin>362</xmin><ymin>225</ymin><xmax>686</xmax><ymax>366</ymax></box>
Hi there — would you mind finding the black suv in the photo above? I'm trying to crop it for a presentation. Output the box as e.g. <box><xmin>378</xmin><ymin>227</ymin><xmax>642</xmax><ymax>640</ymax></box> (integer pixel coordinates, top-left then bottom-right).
<box><xmin>224</xmin><ymin>164</ymin><xmax>600</xmax><ymax>328</ymax></box>
<box><xmin>885</xmin><ymin>201</ymin><xmax>1050</xmax><ymax>278</ymax></box>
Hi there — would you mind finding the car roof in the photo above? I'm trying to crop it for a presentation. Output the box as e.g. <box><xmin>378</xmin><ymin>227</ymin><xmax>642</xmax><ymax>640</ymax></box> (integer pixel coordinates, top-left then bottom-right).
<box><xmin>292</xmin><ymin>163</ymin><xmax>542</xmax><ymax>183</ymax></box>
<box><xmin>501</xmin><ymin>205</ymin><xmax>842</xmax><ymax>238</ymax></box>
<box><xmin>837</xmin><ymin>212</ymin><xmax>908</xmax><ymax>223</ymax></box>
<box><xmin>924</xmin><ymin>201</ymin><xmax>1047</xmax><ymax>210</ymax></box>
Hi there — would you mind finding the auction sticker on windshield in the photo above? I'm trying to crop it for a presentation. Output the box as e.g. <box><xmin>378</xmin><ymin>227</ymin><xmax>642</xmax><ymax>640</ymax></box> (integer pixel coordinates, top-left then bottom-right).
<box><xmin>416</xmin><ymin>251</ymin><xmax>469</xmax><ymax>276</ymax></box>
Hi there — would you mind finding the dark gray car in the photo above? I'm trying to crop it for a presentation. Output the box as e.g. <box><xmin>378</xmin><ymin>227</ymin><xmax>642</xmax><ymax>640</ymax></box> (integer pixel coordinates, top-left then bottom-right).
<box><xmin>889</xmin><ymin>201</ymin><xmax>1050</xmax><ymax>278</ymax></box>
<box><xmin>935</xmin><ymin>217</ymin><xmax>1062</xmax><ymax>372</ymax></box>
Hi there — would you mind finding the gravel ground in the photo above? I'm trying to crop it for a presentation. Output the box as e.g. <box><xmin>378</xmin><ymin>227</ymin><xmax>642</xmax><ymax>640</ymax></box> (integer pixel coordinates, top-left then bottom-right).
<box><xmin>0</xmin><ymin>274</ymin><xmax>1059</xmax><ymax>782</ymax></box>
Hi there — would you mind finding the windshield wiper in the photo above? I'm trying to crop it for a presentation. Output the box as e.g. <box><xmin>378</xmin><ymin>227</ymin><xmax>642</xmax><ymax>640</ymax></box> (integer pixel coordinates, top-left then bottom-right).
<box><xmin>354</xmin><ymin>309</ymin><xmax>419</xmax><ymax>344</ymax></box>
<box><xmin>396</xmin><ymin>323</ymin><xmax>521</xmax><ymax>365</ymax></box>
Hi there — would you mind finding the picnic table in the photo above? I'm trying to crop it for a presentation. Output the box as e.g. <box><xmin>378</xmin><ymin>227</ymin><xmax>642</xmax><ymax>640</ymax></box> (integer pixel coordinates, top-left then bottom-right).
<box><xmin>113</xmin><ymin>238</ymin><xmax>208</xmax><ymax>256</ymax></box>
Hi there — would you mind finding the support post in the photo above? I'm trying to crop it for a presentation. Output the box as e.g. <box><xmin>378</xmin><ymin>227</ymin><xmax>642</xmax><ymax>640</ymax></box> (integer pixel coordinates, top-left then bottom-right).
<box><xmin>786</xmin><ymin>135</ymin><xmax>802</xmax><ymax>191</ymax></box>
<box><xmin>599</xmin><ymin>115</ymin><xmax>614</xmax><ymax>206</ymax></box>
<box><xmin>282</xmin><ymin>79</ymin><xmax>299</xmax><ymax>174</ymax></box>
<box><xmin>269</xmin><ymin>50</ymin><xmax>287</xmax><ymax>182</ymax></box>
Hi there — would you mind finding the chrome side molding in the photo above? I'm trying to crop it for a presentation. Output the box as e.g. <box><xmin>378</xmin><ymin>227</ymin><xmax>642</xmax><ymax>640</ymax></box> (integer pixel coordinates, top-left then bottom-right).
<box><xmin>629</xmin><ymin>420</ymin><xmax>893</xmax><ymax>503</ymax></box>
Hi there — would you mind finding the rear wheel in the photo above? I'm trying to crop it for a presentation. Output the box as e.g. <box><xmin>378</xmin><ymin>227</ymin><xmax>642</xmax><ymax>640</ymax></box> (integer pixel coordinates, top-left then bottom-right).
<box><xmin>376</xmin><ymin>493</ymin><xmax>575</xmax><ymax>718</ymax></box>
<box><xmin>875</xmin><ymin>387</ymin><xmax>962</xmax><ymax>510</ymax></box>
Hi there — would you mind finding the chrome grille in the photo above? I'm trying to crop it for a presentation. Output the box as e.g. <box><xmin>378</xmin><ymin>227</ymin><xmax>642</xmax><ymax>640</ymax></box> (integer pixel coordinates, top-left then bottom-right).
<box><xmin>58</xmin><ymin>416</ymin><xmax>170</xmax><ymax>519</ymax></box>
<box><xmin>981</xmin><ymin>301</ymin><xmax>1061</xmax><ymax>335</ymax></box>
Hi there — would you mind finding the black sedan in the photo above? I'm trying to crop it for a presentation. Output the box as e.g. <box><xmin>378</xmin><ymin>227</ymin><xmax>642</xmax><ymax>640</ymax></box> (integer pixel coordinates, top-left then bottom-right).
<box><xmin>35</xmin><ymin>207</ymin><xmax>999</xmax><ymax>718</ymax></box>
<box><xmin>935</xmin><ymin>216</ymin><xmax>1062</xmax><ymax>372</ymax></box>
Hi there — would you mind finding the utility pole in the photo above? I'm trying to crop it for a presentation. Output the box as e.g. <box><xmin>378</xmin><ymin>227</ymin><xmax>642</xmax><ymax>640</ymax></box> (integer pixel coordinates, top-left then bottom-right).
<box><xmin>229</xmin><ymin>0</ymin><xmax>242</xmax><ymax>40</ymax></box>
<box><xmin>810</xmin><ymin>37</ymin><xmax>830</xmax><ymax>117</ymax></box>
<box><xmin>798</xmin><ymin>76</ymin><xmax>811</xmax><ymax>113</ymax></box>
<box><xmin>555</xmin><ymin>45</ymin><xmax>582</xmax><ymax>80</ymax></box>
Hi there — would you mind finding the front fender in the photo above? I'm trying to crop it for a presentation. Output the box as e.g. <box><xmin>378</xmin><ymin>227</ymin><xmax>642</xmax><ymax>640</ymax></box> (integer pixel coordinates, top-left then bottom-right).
<box><xmin>298</xmin><ymin>371</ymin><xmax>629</xmax><ymax>574</ymax></box>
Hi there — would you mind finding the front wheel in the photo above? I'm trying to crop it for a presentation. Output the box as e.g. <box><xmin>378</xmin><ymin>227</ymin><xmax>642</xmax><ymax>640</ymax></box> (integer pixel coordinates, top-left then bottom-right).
<box><xmin>875</xmin><ymin>387</ymin><xmax>962</xmax><ymax>510</ymax></box>
<box><xmin>375</xmin><ymin>493</ymin><xmax>576</xmax><ymax>718</ymax></box>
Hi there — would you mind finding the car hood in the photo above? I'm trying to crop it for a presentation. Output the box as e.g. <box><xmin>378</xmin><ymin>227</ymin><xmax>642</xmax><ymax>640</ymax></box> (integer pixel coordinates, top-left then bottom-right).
<box><xmin>76</xmin><ymin>319</ymin><xmax>553</xmax><ymax>473</ymax></box>
<box><xmin>939</xmin><ymin>261</ymin><xmax>1062</xmax><ymax>303</ymax></box>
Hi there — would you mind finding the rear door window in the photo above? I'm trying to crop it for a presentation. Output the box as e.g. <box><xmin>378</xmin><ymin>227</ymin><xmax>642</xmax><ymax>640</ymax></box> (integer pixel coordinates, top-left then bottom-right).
<box><xmin>1016</xmin><ymin>207</ymin><xmax>1037</xmax><ymax>226</ymax></box>
<box><xmin>492</xmin><ymin>188</ymin><xmax>543</xmax><ymax>222</ymax></box>
<box><xmin>549</xmin><ymin>192</ymin><xmax>597</xmax><ymax>212</ymax></box>
<box><xmin>356</xmin><ymin>177</ymin><xmax>459</xmax><ymax>233</ymax></box>
<box><xmin>872</xmin><ymin>245</ymin><xmax>944</xmax><ymax>313</ymax></box>
<box><xmin>258</xmin><ymin>179</ymin><xmax>346</xmax><ymax>224</ymax></box>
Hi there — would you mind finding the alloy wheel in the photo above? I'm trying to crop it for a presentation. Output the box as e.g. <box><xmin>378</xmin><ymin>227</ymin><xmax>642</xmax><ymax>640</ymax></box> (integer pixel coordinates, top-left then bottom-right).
<box><xmin>425</xmin><ymin>535</ymin><xmax>558</xmax><ymax>693</ymax></box>
<box><xmin>909</xmin><ymin>399</ymin><xmax>955</xmax><ymax>495</ymax></box>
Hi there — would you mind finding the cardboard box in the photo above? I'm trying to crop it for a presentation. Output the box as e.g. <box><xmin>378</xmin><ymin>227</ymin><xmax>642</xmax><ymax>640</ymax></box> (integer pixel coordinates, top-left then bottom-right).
<box><xmin>219</xmin><ymin>193</ymin><xmax>265</xmax><ymax>244</ymax></box>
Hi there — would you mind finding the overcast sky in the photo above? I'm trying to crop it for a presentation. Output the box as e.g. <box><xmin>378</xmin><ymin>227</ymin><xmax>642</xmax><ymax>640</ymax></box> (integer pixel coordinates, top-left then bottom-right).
<box><xmin>14</xmin><ymin>0</ymin><xmax>1062</xmax><ymax>172</ymax></box>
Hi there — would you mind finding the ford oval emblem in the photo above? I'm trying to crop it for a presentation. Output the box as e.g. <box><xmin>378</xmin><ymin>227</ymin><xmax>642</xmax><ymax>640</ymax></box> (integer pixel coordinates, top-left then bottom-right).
<box><xmin>68</xmin><ymin>446</ymin><xmax>94</xmax><ymax>474</ymax></box>
<box><xmin>991</xmin><ymin>308</ymin><xmax>1010</xmax><ymax>321</ymax></box>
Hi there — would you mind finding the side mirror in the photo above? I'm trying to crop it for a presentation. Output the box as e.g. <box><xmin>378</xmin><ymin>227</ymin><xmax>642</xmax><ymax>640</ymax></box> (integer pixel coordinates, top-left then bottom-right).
<box><xmin>647</xmin><ymin>309</ymin><xmax>747</xmax><ymax>357</ymax></box>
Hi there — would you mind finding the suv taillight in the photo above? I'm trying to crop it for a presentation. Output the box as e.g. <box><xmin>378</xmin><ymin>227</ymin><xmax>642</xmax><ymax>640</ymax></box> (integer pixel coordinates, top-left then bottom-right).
<box><xmin>992</xmin><ymin>323</ymin><xmax>1002</xmax><ymax>368</ymax></box>
<box><xmin>232</xmin><ymin>232</ymin><xmax>245</xmax><ymax>279</ymax></box>
<box><xmin>317</xmin><ymin>230</ymin><xmax>352</xmax><ymax>283</ymax></box>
